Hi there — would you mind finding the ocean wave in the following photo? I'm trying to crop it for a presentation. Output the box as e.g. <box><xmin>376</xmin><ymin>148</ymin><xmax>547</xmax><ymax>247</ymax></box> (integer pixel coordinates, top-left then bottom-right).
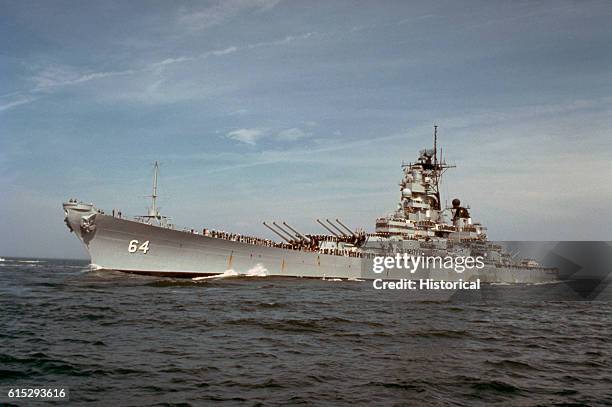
<box><xmin>485</xmin><ymin>359</ymin><xmax>539</xmax><ymax>371</ymax></box>
<box><xmin>366</xmin><ymin>380</ymin><xmax>425</xmax><ymax>391</ymax></box>
<box><xmin>225</xmin><ymin>317</ymin><xmax>325</xmax><ymax>333</ymax></box>
<box><xmin>1</xmin><ymin>258</ymin><xmax>609</xmax><ymax>406</ymax></box>
<box><xmin>412</xmin><ymin>329</ymin><xmax>470</xmax><ymax>339</ymax></box>
<box><xmin>256</xmin><ymin>301</ymin><xmax>284</xmax><ymax>308</ymax></box>
<box><xmin>0</xmin><ymin>263</ymin><xmax>43</xmax><ymax>268</ymax></box>
<box><xmin>147</xmin><ymin>280</ymin><xmax>202</xmax><ymax>287</ymax></box>
<box><xmin>470</xmin><ymin>379</ymin><xmax>521</xmax><ymax>393</ymax></box>
<box><xmin>0</xmin><ymin>352</ymin><xmax>85</xmax><ymax>377</ymax></box>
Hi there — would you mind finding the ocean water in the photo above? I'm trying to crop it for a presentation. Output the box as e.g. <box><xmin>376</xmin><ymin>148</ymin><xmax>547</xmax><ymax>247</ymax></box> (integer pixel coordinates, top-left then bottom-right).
<box><xmin>1</xmin><ymin>258</ymin><xmax>611</xmax><ymax>406</ymax></box>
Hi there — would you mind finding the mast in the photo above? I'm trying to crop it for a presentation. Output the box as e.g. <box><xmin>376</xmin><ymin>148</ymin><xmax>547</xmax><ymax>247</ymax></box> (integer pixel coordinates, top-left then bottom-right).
<box><xmin>432</xmin><ymin>126</ymin><xmax>441</xmax><ymax>210</ymax></box>
<box><xmin>148</xmin><ymin>161</ymin><xmax>160</xmax><ymax>218</ymax></box>
<box><xmin>138</xmin><ymin>161</ymin><xmax>169</xmax><ymax>225</ymax></box>
<box><xmin>429</xmin><ymin>125</ymin><xmax>455</xmax><ymax>210</ymax></box>
<box><xmin>433</xmin><ymin>124</ymin><xmax>438</xmax><ymax>167</ymax></box>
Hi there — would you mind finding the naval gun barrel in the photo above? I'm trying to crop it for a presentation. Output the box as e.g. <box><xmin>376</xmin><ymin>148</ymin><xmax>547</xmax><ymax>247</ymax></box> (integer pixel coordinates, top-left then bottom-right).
<box><xmin>316</xmin><ymin>219</ymin><xmax>340</xmax><ymax>237</ymax></box>
<box><xmin>335</xmin><ymin>218</ymin><xmax>357</xmax><ymax>237</ymax></box>
<box><xmin>273</xmin><ymin>222</ymin><xmax>300</xmax><ymax>243</ymax></box>
<box><xmin>282</xmin><ymin>222</ymin><xmax>311</xmax><ymax>243</ymax></box>
<box><xmin>326</xmin><ymin>219</ymin><xmax>349</xmax><ymax>237</ymax></box>
<box><xmin>263</xmin><ymin>222</ymin><xmax>293</xmax><ymax>243</ymax></box>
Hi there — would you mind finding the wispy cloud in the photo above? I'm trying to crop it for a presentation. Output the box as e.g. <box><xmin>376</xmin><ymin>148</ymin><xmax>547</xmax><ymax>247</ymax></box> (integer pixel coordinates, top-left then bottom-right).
<box><xmin>247</xmin><ymin>32</ymin><xmax>315</xmax><ymax>49</ymax></box>
<box><xmin>214</xmin><ymin>129</ymin><xmax>406</xmax><ymax>172</ymax></box>
<box><xmin>0</xmin><ymin>30</ymin><xmax>315</xmax><ymax>113</ymax></box>
<box><xmin>151</xmin><ymin>46</ymin><xmax>238</xmax><ymax>68</ymax></box>
<box><xmin>27</xmin><ymin>46</ymin><xmax>239</xmax><ymax>93</ymax></box>
<box><xmin>0</xmin><ymin>64</ymin><xmax>138</xmax><ymax>112</ymax></box>
<box><xmin>177</xmin><ymin>0</ymin><xmax>282</xmax><ymax>31</ymax></box>
<box><xmin>226</xmin><ymin>128</ymin><xmax>266</xmax><ymax>145</ymax></box>
<box><xmin>31</xmin><ymin>64</ymin><xmax>137</xmax><ymax>91</ymax></box>
<box><xmin>0</xmin><ymin>96</ymin><xmax>39</xmax><ymax>111</ymax></box>
<box><xmin>225</xmin><ymin>126</ymin><xmax>311</xmax><ymax>145</ymax></box>
<box><xmin>276</xmin><ymin>127</ymin><xmax>309</xmax><ymax>141</ymax></box>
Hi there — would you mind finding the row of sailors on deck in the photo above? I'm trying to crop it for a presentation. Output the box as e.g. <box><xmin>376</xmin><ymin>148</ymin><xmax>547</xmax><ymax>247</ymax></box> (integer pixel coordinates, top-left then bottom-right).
<box><xmin>202</xmin><ymin>229</ymin><xmax>278</xmax><ymax>247</ymax></box>
<box><xmin>200</xmin><ymin>228</ymin><xmax>369</xmax><ymax>257</ymax></box>
<box><xmin>319</xmin><ymin>248</ymin><xmax>365</xmax><ymax>258</ymax></box>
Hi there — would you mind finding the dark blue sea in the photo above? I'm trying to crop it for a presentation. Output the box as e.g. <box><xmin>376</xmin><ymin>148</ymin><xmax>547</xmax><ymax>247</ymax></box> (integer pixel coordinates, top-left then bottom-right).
<box><xmin>1</xmin><ymin>257</ymin><xmax>611</xmax><ymax>406</ymax></box>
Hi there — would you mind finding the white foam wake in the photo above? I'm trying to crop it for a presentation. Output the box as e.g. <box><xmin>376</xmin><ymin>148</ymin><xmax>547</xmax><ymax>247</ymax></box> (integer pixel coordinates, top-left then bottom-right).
<box><xmin>192</xmin><ymin>269</ymin><xmax>239</xmax><ymax>281</ymax></box>
<box><xmin>192</xmin><ymin>264</ymin><xmax>268</xmax><ymax>281</ymax></box>
<box><xmin>245</xmin><ymin>263</ymin><xmax>268</xmax><ymax>277</ymax></box>
<box><xmin>527</xmin><ymin>280</ymin><xmax>566</xmax><ymax>286</ymax></box>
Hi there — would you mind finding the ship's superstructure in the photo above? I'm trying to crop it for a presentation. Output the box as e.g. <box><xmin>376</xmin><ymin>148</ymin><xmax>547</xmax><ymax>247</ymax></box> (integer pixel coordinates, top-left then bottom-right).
<box><xmin>374</xmin><ymin>126</ymin><xmax>484</xmax><ymax>241</ymax></box>
<box><xmin>63</xmin><ymin>127</ymin><xmax>558</xmax><ymax>282</ymax></box>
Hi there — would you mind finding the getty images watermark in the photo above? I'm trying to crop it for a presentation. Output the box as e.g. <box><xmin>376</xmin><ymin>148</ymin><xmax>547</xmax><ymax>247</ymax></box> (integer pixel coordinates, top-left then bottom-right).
<box><xmin>371</xmin><ymin>254</ymin><xmax>485</xmax><ymax>290</ymax></box>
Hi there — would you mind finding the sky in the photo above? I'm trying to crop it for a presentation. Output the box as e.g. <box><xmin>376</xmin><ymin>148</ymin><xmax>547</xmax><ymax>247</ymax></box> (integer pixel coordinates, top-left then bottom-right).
<box><xmin>1</xmin><ymin>0</ymin><xmax>611</xmax><ymax>259</ymax></box>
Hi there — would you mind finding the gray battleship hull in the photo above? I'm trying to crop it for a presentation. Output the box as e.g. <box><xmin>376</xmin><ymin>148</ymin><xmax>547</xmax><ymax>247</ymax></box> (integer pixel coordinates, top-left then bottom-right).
<box><xmin>64</xmin><ymin>202</ymin><xmax>558</xmax><ymax>283</ymax></box>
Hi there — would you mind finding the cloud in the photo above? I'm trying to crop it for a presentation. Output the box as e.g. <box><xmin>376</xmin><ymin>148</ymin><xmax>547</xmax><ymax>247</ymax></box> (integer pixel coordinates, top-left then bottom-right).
<box><xmin>153</xmin><ymin>56</ymin><xmax>195</xmax><ymax>67</ymax></box>
<box><xmin>211</xmin><ymin>129</ymin><xmax>404</xmax><ymax>172</ymax></box>
<box><xmin>1</xmin><ymin>30</ymin><xmax>313</xmax><ymax>111</ymax></box>
<box><xmin>0</xmin><ymin>96</ymin><xmax>38</xmax><ymax>112</ymax></box>
<box><xmin>275</xmin><ymin>127</ymin><xmax>308</xmax><ymax>141</ymax></box>
<box><xmin>247</xmin><ymin>32</ymin><xmax>315</xmax><ymax>49</ymax></box>
<box><xmin>150</xmin><ymin>46</ymin><xmax>237</xmax><ymax>68</ymax></box>
<box><xmin>228</xmin><ymin>108</ymin><xmax>249</xmax><ymax>115</ymax></box>
<box><xmin>177</xmin><ymin>0</ymin><xmax>282</xmax><ymax>31</ymax></box>
<box><xmin>209</xmin><ymin>46</ymin><xmax>238</xmax><ymax>56</ymax></box>
<box><xmin>226</xmin><ymin>128</ymin><xmax>265</xmax><ymax>145</ymax></box>
<box><xmin>31</xmin><ymin>64</ymin><xmax>136</xmax><ymax>91</ymax></box>
<box><xmin>225</xmin><ymin>127</ymin><xmax>311</xmax><ymax>145</ymax></box>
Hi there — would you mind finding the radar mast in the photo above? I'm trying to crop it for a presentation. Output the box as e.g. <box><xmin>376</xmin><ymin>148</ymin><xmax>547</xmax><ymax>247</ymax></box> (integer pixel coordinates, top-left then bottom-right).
<box><xmin>137</xmin><ymin>161</ymin><xmax>169</xmax><ymax>225</ymax></box>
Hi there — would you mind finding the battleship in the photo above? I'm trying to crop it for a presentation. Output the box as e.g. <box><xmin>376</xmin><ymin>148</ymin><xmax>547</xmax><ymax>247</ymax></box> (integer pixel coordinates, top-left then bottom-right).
<box><xmin>63</xmin><ymin>127</ymin><xmax>558</xmax><ymax>283</ymax></box>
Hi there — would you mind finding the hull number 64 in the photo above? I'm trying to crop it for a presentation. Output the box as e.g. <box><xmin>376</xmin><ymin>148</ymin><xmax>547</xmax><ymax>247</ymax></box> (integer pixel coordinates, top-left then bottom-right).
<box><xmin>128</xmin><ymin>240</ymin><xmax>150</xmax><ymax>254</ymax></box>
